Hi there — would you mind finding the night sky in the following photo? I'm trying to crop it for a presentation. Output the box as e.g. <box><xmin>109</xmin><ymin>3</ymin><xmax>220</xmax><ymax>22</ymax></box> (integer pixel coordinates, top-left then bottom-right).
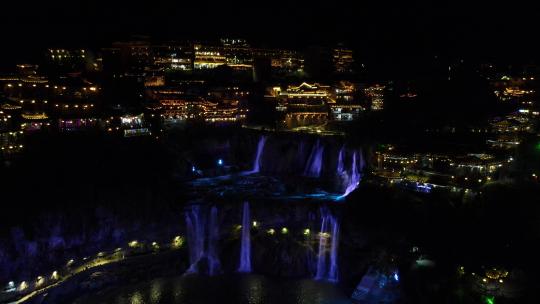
<box><xmin>1</xmin><ymin>1</ymin><xmax>539</xmax><ymax>65</ymax></box>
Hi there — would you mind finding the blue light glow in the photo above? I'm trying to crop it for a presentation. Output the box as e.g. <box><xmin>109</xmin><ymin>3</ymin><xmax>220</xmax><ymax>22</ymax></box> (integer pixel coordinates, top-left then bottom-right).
<box><xmin>192</xmin><ymin>166</ymin><xmax>196</xmax><ymax>172</ymax></box>
<box><xmin>394</xmin><ymin>272</ymin><xmax>399</xmax><ymax>282</ymax></box>
<box><xmin>415</xmin><ymin>182</ymin><xmax>432</xmax><ymax>193</ymax></box>
<box><xmin>218</xmin><ymin>159</ymin><xmax>223</xmax><ymax>166</ymax></box>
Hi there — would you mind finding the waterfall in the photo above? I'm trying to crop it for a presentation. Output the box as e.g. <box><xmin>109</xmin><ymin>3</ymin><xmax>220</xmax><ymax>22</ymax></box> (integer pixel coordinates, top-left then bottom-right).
<box><xmin>185</xmin><ymin>206</ymin><xmax>205</xmax><ymax>274</ymax></box>
<box><xmin>337</xmin><ymin>146</ymin><xmax>345</xmax><ymax>175</ymax></box>
<box><xmin>340</xmin><ymin>149</ymin><xmax>363</xmax><ymax>198</ymax></box>
<box><xmin>207</xmin><ymin>206</ymin><xmax>221</xmax><ymax>276</ymax></box>
<box><xmin>250</xmin><ymin>136</ymin><xmax>267</xmax><ymax>173</ymax></box>
<box><xmin>304</xmin><ymin>140</ymin><xmax>324</xmax><ymax>177</ymax></box>
<box><xmin>328</xmin><ymin>218</ymin><xmax>340</xmax><ymax>282</ymax></box>
<box><xmin>315</xmin><ymin>215</ymin><xmax>328</xmax><ymax>279</ymax></box>
<box><xmin>238</xmin><ymin>202</ymin><xmax>252</xmax><ymax>272</ymax></box>
<box><xmin>185</xmin><ymin>205</ymin><xmax>221</xmax><ymax>275</ymax></box>
<box><xmin>315</xmin><ymin>209</ymin><xmax>340</xmax><ymax>282</ymax></box>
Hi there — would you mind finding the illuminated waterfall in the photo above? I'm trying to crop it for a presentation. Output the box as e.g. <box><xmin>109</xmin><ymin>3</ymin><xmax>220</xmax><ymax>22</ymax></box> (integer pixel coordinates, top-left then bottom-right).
<box><xmin>340</xmin><ymin>149</ymin><xmax>364</xmax><ymax>198</ymax></box>
<box><xmin>337</xmin><ymin>145</ymin><xmax>345</xmax><ymax>175</ymax></box>
<box><xmin>315</xmin><ymin>215</ymin><xmax>329</xmax><ymax>279</ymax></box>
<box><xmin>304</xmin><ymin>140</ymin><xmax>324</xmax><ymax>177</ymax></box>
<box><xmin>315</xmin><ymin>209</ymin><xmax>340</xmax><ymax>282</ymax></box>
<box><xmin>250</xmin><ymin>136</ymin><xmax>267</xmax><ymax>173</ymax></box>
<box><xmin>238</xmin><ymin>202</ymin><xmax>252</xmax><ymax>273</ymax></box>
<box><xmin>185</xmin><ymin>206</ymin><xmax>205</xmax><ymax>274</ymax></box>
<box><xmin>328</xmin><ymin>218</ymin><xmax>339</xmax><ymax>282</ymax></box>
<box><xmin>185</xmin><ymin>205</ymin><xmax>221</xmax><ymax>275</ymax></box>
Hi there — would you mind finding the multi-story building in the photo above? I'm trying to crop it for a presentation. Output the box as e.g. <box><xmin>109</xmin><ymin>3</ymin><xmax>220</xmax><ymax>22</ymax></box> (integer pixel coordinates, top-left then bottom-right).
<box><xmin>150</xmin><ymin>44</ymin><xmax>194</xmax><ymax>72</ymax></box>
<box><xmin>0</xmin><ymin>93</ymin><xmax>24</xmax><ymax>156</ymax></box>
<box><xmin>119</xmin><ymin>113</ymin><xmax>151</xmax><ymax>137</ymax></box>
<box><xmin>146</xmin><ymin>85</ymin><xmax>248</xmax><ymax>126</ymax></box>
<box><xmin>492</xmin><ymin>76</ymin><xmax>535</xmax><ymax>102</ymax></box>
<box><xmin>220</xmin><ymin>39</ymin><xmax>253</xmax><ymax>70</ymax></box>
<box><xmin>102</xmin><ymin>41</ymin><xmax>151</xmax><ymax>75</ymax></box>
<box><xmin>270</xmin><ymin>82</ymin><xmax>365</xmax><ymax>127</ymax></box>
<box><xmin>365</xmin><ymin>84</ymin><xmax>386</xmax><ymax>111</ymax></box>
<box><xmin>273</xmin><ymin>82</ymin><xmax>331</xmax><ymax>128</ymax></box>
<box><xmin>489</xmin><ymin>111</ymin><xmax>537</xmax><ymax>134</ymax></box>
<box><xmin>1</xmin><ymin>68</ymin><xmax>100</xmax><ymax>133</ymax></box>
<box><xmin>375</xmin><ymin>147</ymin><xmax>508</xmax><ymax>193</ymax></box>
<box><xmin>252</xmin><ymin>48</ymin><xmax>304</xmax><ymax>73</ymax></box>
<box><xmin>101</xmin><ymin>41</ymin><xmax>151</xmax><ymax>108</ymax></box>
<box><xmin>330</xmin><ymin>81</ymin><xmax>364</xmax><ymax>121</ymax></box>
<box><xmin>45</xmin><ymin>49</ymin><xmax>90</xmax><ymax>73</ymax></box>
<box><xmin>220</xmin><ymin>38</ymin><xmax>249</xmax><ymax>48</ymax></box>
<box><xmin>193</xmin><ymin>44</ymin><xmax>227</xmax><ymax>70</ymax></box>
<box><xmin>333</xmin><ymin>47</ymin><xmax>354</xmax><ymax>73</ymax></box>
<box><xmin>0</xmin><ymin>129</ymin><xmax>24</xmax><ymax>157</ymax></box>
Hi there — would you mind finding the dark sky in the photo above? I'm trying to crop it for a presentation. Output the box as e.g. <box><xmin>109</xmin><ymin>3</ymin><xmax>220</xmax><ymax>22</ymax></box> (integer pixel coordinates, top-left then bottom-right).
<box><xmin>1</xmin><ymin>1</ymin><xmax>540</xmax><ymax>65</ymax></box>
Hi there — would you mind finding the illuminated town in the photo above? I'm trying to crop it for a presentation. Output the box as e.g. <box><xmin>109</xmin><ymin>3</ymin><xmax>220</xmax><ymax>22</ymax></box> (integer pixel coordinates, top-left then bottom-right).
<box><xmin>1</xmin><ymin>2</ymin><xmax>540</xmax><ymax>304</ymax></box>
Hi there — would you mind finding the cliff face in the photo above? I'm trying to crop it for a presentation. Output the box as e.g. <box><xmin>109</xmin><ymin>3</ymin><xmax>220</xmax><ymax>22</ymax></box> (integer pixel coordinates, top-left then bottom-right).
<box><xmin>0</xmin><ymin>130</ymin><xmax>374</xmax><ymax>284</ymax></box>
<box><xmin>0</xmin><ymin>207</ymin><xmax>185</xmax><ymax>282</ymax></box>
<box><xmin>0</xmin><ymin>198</ymin><xmax>375</xmax><ymax>285</ymax></box>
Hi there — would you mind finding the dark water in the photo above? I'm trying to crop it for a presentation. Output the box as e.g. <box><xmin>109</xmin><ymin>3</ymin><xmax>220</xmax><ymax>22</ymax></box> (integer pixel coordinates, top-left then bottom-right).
<box><xmin>73</xmin><ymin>274</ymin><xmax>352</xmax><ymax>304</ymax></box>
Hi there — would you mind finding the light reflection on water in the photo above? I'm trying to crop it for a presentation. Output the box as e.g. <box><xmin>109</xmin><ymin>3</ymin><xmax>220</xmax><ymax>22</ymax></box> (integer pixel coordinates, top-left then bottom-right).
<box><xmin>74</xmin><ymin>274</ymin><xmax>351</xmax><ymax>304</ymax></box>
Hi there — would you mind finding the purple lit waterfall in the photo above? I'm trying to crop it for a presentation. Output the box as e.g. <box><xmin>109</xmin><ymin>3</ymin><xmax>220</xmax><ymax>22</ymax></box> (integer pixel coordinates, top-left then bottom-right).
<box><xmin>185</xmin><ymin>206</ymin><xmax>205</xmax><ymax>274</ymax></box>
<box><xmin>249</xmin><ymin>136</ymin><xmax>267</xmax><ymax>174</ymax></box>
<box><xmin>304</xmin><ymin>140</ymin><xmax>324</xmax><ymax>177</ymax></box>
<box><xmin>315</xmin><ymin>215</ymin><xmax>329</xmax><ymax>279</ymax></box>
<box><xmin>185</xmin><ymin>205</ymin><xmax>221</xmax><ymax>275</ymax></box>
<box><xmin>328</xmin><ymin>218</ymin><xmax>339</xmax><ymax>281</ymax></box>
<box><xmin>238</xmin><ymin>202</ymin><xmax>252</xmax><ymax>273</ymax></box>
<box><xmin>336</xmin><ymin>146</ymin><xmax>345</xmax><ymax>175</ymax></box>
<box><xmin>315</xmin><ymin>209</ymin><xmax>340</xmax><ymax>282</ymax></box>
<box><xmin>340</xmin><ymin>149</ymin><xmax>364</xmax><ymax>198</ymax></box>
